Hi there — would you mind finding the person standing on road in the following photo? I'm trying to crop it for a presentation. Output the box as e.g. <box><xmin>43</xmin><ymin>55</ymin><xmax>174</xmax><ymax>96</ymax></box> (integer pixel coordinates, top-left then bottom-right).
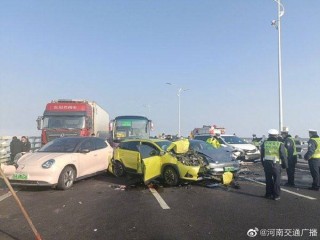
<box><xmin>21</xmin><ymin>136</ymin><xmax>31</xmax><ymax>153</ymax></box>
<box><xmin>260</xmin><ymin>129</ymin><xmax>288</xmax><ymax>200</ymax></box>
<box><xmin>304</xmin><ymin>129</ymin><xmax>320</xmax><ymax>191</ymax></box>
<box><xmin>10</xmin><ymin>136</ymin><xmax>23</xmax><ymax>164</ymax></box>
<box><xmin>281</xmin><ymin>129</ymin><xmax>298</xmax><ymax>187</ymax></box>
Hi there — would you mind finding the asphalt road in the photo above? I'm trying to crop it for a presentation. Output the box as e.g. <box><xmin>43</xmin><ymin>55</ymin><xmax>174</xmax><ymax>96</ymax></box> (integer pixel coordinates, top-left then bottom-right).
<box><xmin>0</xmin><ymin>161</ymin><xmax>319</xmax><ymax>240</ymax></box>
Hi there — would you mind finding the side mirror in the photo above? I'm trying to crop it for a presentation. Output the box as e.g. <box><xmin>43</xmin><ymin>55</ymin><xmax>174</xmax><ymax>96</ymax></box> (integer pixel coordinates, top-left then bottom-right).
<box><xmin>159</xmin><ymin>151</ymin><xmax>165</xmax><ymax>156</ymax></box>
<box><xmin>36</xmin><ymin>116</ymin><xmax>43</xmax><ymax>130</ymax></box>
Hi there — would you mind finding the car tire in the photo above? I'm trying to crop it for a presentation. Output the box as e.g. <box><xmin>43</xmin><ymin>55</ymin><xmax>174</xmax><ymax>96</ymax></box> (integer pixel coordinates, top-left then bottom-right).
<box><xmin>113</xmin><ymin>160</ymin><xmax>126</xmax><ymax>177</ymax></box>
<box><xmin>163</xmin><ymin>166</ymin><xmax>179</xmax><ymax>186</ymax></box>
<box><xmin>57</xmin><ymin>166</ymin><xmax>76</xmax><ymax>190</ymax></box>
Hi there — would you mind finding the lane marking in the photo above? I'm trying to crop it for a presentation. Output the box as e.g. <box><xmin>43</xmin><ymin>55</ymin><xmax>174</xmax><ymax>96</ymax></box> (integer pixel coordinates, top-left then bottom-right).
<box><xmin>0</xmin><ymin>191</ymin><xmax>14</xmax><ymax>202</ymax></box>
<box><xmin>240</xmin><ymin>177</ymin><xmax>317</xmax><ymax>200</ymax></box>
<box><xmin>148</xmin><ymin>187</ymin><xmax>170</xmax><ymax>209</ymax></box>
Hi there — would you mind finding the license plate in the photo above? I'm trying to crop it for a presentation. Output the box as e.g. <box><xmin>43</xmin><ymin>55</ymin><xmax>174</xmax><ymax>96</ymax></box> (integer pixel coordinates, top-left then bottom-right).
<box><xmin>224</xmin><ymin>167</ymin><xmax>234</xmax><ymax>172</ymax></box>
<box><xmin>12</xmin><ymin>173</ymin><xmax>28</xmax><ymax>180</ymax></box>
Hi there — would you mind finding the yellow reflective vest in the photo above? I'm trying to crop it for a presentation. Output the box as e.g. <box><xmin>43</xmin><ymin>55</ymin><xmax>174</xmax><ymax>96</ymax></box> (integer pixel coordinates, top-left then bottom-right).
<box><xmin>206</xmin><ymin>137</ymin><xmax>221</xmax><ymax>149</ymax></box>
<box><xmin>311</xmin><ymin>137</ymin><xmax>320</xmax><ymax>159</ymax></box>
<box><xmin>264</xmin><ymin>141</ymin><xmax>282</xmax><ymax>163</ymax></box>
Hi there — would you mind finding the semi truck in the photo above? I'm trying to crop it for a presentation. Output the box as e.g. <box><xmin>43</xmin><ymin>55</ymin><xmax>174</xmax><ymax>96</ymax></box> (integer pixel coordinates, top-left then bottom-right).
<box><xmin>37</xmin><ymin>99</ymin><xmax>110</xmax><ymax>145</ymax></box>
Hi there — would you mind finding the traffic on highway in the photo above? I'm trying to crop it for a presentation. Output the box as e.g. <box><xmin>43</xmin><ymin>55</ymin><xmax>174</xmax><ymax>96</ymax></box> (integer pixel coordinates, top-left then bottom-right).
<box><xmin>0</xmin><ymin>118</ymin><xmax>319</xmax><ymax>240</ymax></box>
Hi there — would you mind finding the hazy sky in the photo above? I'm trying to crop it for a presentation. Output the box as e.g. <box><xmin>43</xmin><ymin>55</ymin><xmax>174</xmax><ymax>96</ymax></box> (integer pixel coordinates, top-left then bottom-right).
<box><xmin>1</xmin><ymin>0</ymin><xmax>319</xmax><ymax>138</ymax></box>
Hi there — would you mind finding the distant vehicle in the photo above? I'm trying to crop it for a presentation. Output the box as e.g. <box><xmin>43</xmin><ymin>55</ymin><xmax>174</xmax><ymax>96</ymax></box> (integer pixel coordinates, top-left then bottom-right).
<box><xmin>9</xmin><ymin>137</ymin><xmax>113</xmax><ymax>190</ymax></box>
<box><xmin>220</xmin><ymin>135</ymin><xmax>261</xmax><ymax>161</ymax></box>
<box><xmin>109</xmin><ymin>115</ymin><xmax>153</xmax><ymax>144</ymax></box>
<box><xmin>37</xmin><ymin>99</ymin><xmax>110</xmax><ymax>145</ymax></box>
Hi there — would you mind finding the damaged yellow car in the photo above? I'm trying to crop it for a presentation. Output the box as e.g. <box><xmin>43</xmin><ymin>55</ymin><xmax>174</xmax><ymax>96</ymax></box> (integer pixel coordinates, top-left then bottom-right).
<box><xmin>108</xmin><ymin>138</ymin><xmax>237</xmax><ymax>186</ymax></box>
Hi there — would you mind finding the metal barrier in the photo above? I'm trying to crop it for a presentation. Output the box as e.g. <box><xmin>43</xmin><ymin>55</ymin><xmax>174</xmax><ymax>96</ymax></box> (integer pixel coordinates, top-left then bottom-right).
<box><xmin>0</xmin><ymin>136</ymin><xmax>41</xmax><ymax>164</ymax></box>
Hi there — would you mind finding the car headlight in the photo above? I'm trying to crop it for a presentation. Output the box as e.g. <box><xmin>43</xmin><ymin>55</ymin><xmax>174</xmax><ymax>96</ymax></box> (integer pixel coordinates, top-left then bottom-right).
<box><xmin>42</xmin><ymin>159</ymin><xmax>55</xmax><ymax>169</ymax></box>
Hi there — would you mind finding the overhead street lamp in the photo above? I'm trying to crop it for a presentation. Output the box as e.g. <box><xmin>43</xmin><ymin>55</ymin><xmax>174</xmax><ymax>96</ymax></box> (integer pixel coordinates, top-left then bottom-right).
<box><xmin>271</xmin><ymin>0</ymin><xmax>285</xmax><ymax>131</ymax></box>
<box><xmin>166</xmin><ymin>83</ymin><xmax>189</xmax><ymax>137</ymax></box>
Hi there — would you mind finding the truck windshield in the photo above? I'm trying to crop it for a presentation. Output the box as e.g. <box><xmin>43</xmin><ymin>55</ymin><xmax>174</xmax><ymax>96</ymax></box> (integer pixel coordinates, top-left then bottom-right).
<box><xmin>114</xmin><ymin>118</ymin><xmax>149</xmax><ymax>140</ymax></box>
<box><xmin>43</xmin><ymin>116</ymin><xmax>85</xmax><ymax>129</ymax></box>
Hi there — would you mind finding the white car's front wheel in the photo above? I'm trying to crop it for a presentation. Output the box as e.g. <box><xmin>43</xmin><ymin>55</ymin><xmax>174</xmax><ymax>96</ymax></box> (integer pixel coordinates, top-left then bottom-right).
<box><xmin>57</xmin><ymin>166</ymin><xmax>76</xmax><ymax>190</ymax></box>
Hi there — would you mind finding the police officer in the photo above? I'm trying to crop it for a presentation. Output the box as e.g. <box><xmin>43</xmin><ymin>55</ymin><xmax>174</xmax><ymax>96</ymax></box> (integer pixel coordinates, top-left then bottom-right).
<box><xmin>206</xmin><ymin>134</ymin><xmax>221</xmax><ymax>149</ymax></box>
<box><xmin>260</xmin><ymin>129</ymin><xmax>288</xmax><ymax>200</ymax></box>
<box><xmin>304</xmin><ymin>129</ymin><xmax>320</xmax><ymax>191</ymax></box>
<box><xmin>281</xmin><ymin>128</ymin><xmax>298</xmax><ymax>187</ymax></box>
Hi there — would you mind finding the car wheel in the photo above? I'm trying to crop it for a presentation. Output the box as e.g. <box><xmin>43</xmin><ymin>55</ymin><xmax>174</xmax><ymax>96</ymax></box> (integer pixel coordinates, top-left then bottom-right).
<box><xmin>57</xmin><ymin>166</ymin><xmax>76</xmax><ymax>190</ymax></box>
<box><xmin>163</xmin><ymin>166</ymin><xmax>179</xmax><ymax>186</ymax></box>
<box><xmin>113</xmin><ymin>161</ymin><xmax>126</xmax><ymax>177</ymax></box>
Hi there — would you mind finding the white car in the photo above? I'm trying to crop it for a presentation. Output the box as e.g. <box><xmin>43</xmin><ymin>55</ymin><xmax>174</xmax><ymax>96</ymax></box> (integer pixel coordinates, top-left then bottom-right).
<box><xmin>9</xmin><ymin>137</ymin><xmax>113</xmax><ymax>190</ymax></box>
<box><xmin>220</xmin><ymin>135</ymin><xmax>261</xmax><ymax>161</ymax></box>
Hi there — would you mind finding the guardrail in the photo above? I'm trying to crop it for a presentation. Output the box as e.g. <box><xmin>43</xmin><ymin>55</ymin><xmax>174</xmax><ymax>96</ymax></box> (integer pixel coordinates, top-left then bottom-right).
<box><xmin>0</xmin><ymin>136</ymin><xmax>41</xmax><ymax>164</ymax></box>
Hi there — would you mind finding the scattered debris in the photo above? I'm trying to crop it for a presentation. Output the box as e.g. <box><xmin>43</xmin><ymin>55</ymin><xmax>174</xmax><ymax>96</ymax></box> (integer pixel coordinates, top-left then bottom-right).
<box><xmin>110</xmin><ymin>185</ymin><xmax>127</xmax><ymax>191</ymax></box>
<box><xmin>206</xmin><ymin>183</ymin><xmax>221</xmax><ymax>188</ymax></box>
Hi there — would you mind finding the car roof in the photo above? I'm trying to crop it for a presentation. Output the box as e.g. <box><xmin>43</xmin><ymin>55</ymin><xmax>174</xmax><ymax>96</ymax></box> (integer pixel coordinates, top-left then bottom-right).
<box><xmin>121</xmin><ymin>138</ymin><xmax>171</xmax><ymax>143</ymax></box>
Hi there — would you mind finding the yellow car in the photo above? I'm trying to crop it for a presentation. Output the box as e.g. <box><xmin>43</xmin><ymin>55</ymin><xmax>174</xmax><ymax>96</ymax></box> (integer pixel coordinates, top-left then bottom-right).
<box><xmin>108</xmin><ymin>138</ymin><xmax>207</xmax><ymax>186</ymax></box>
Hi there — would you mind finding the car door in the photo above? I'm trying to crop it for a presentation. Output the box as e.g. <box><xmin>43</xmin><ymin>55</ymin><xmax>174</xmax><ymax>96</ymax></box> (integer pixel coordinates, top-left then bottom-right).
<box><xmin>118</xmin><ymin>141</ymin><xmax>141</xmax><ymax>173</ymax></box>
<box><xmin>77</xmin><ymin>139</ymin><xmax>99</xmax><ymax>176</ymax></box>
<box><xmin>138</xmin><ymin>142</ymin><xmax>161</xmax><ymax>183</ymax></box>
<box><xmin>93</xmin><ymin>138</ymin><xmax>112</xmax><ymax>170</ymax></box>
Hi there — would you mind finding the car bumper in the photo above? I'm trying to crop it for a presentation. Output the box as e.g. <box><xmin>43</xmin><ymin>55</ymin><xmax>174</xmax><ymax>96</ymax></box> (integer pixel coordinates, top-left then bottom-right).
<box><xmin>9</xmin><ymin>179</ymin><xmax>54</xmax><ymax>187</ymax></box>
<box><xmin>244</xmin><ymin>153</ymin><xmax>261</xmax><ymax>161</ymax></box>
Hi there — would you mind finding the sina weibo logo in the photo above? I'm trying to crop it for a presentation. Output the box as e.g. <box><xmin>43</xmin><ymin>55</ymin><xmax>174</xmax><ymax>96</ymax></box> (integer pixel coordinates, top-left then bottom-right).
<box><xmin>247</xmin><ymin>228</ymin><xmax>259</xmax><ymax>237</ymax></box>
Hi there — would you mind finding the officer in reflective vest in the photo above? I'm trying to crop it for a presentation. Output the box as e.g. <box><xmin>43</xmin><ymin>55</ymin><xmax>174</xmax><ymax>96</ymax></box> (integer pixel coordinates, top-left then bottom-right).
<box><xmin>260</xmin><ymin>129</ymin><xmax>288</xmax><ymax>200</ymax></box>
<box><xmin>281</xmin><ymin>128</ymin><xmax>298</xmax><ymax>187</ymax></box>
<box><xmin>206</xmin><ymin>135</ymin><xmax>221</xmax><ymax>149</ymax></box>
<box><xmin>304</xmin><ymin>129</ymin><xmax>320</xmax><ymax>191</ymax></box>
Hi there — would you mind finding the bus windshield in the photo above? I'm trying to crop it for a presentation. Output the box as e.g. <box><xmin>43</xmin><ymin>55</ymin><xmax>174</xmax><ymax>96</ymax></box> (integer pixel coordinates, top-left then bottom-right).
<box><xmin>113</xmin><ymin>117</ymin><xmax>150</xmax><ymax>140</ymax></box>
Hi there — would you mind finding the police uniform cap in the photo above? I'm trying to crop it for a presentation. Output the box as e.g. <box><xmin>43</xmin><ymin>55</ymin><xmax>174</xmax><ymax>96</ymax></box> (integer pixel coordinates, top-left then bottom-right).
<box><xmin>268</xmin><ymin>129</ymin><xmax>279</xmax><ymax>135</ymax></box>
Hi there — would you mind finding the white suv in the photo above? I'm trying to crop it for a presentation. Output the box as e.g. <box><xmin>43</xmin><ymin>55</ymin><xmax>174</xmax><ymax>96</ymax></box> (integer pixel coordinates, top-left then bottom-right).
<box><xmin>220</xmin><ymin>135</ymin><xmax>261</xmax><ymax>161</ymax></box>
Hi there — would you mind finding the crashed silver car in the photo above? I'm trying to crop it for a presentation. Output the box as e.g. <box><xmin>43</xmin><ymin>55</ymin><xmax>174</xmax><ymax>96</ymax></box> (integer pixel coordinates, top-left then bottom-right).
<box><xmin>189</xmin><ymin>140</ymin><xmax>240</xmax><ymax>179</ymax></box>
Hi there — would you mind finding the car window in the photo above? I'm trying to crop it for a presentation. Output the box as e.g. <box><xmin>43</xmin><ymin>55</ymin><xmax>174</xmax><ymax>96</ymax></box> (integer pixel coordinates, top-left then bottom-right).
<box><xmin>79</xmin><ymin>139</ymin><xmax>95</xmax><ymax>151</ymax></box>
<box><xmin>94</xmin><ymin>138</ymin><xmax>107</xmax><ymax>150</ymax></box>
<box><xmin>138</xmin><ymin>143</ymin><xmax>159</xmax><ymax>159</ymax></box>
<box><xmin>222</xmin><ymin>136</ymin><xmax>246</xmax><ymax>144</ymax></box>
<box><xmin>193</xmin><ymin>135</ymin><xmax>210</xmax><ymax>142</ymax></box>
<box><xmin>120</xmin><ymin>141</ymin><xmax>139</xmax><ymax>151</ymax></box>
<box><xmin>39</xmin><ymin>138</ymin><xmax>82</xmax><ymax>153</ymax></box>
<box><xmin>154</xmin><ymin>140</ymin><xmax>171</xmax><ymax>151</ymax></box>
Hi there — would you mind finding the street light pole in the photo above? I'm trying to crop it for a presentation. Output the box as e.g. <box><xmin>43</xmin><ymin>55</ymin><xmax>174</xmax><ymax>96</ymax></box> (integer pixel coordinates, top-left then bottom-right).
<box><xmin>166</xmin><ymin>83</ymin><xmax>189</xmax><ymax>137</ymax></box>
<box><xmin>272</xmin><ymin>0</ymin><xmax>285</xmax><ymax>131</ymax></box>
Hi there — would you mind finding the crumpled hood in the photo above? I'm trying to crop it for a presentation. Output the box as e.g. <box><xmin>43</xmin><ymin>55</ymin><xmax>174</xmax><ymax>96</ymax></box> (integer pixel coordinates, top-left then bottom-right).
<box><xmin>17</xmin><ymin>152</ymin><xmax>69</xmax><ymax>166</ymax></box>
<box><xmin>198</xmin><ymin>148</ymin><xmax>233</xmax><ymax>163</ymax></box>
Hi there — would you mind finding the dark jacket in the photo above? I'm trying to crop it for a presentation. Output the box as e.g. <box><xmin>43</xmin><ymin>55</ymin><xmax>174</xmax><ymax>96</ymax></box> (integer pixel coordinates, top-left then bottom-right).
<box><xmin>283</xmin><ymin>134</ymin><xmax>297</xmax><ymax>160</ymax></box>
<box><xmin>10</xmin><ymin>137</ymin><xmax>23</xmax><ymax>157</ymax></box>
<box><xmin>304</xmin><ymin>134</ymin><xmax>320</xmax><ymax>160</ymax></box>
<box><xmin>260</xmin><ymin>136</ymin><xmax>288</xmax><ymax>169</ymax></box>
<box><xmin>22</xmin><ymin>141</ymin><xmax>31</xmax><ymax>152</ymax></box>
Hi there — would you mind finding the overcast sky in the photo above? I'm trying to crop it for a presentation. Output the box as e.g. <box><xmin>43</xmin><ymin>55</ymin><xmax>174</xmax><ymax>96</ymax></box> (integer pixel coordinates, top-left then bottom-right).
<box><xmin>1</xmin><ymin>0</ymin><xmax>319</xmax><ymax>138</ymax></box>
